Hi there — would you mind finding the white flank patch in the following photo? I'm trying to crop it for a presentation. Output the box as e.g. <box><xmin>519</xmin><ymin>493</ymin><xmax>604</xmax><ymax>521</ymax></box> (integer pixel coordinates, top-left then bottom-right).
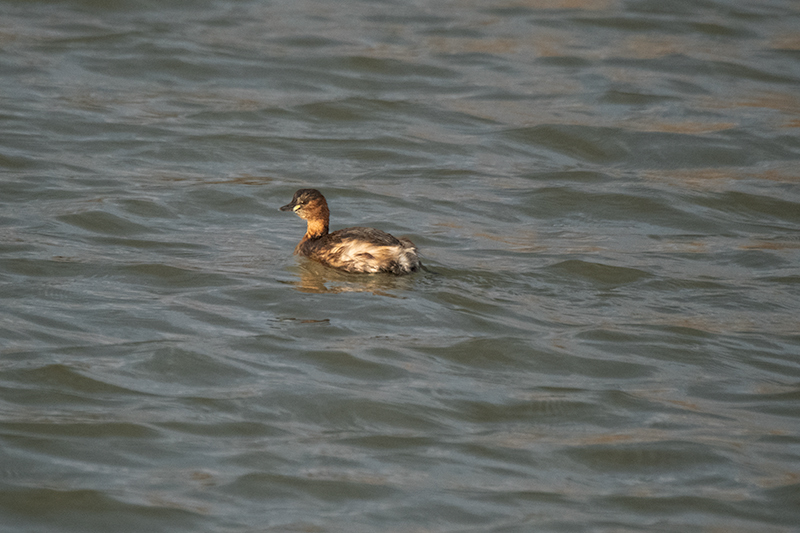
<box><xmin>335</xmin><ymin>242</ymin><xmax>397</xmax><ymax>273</ymax></box>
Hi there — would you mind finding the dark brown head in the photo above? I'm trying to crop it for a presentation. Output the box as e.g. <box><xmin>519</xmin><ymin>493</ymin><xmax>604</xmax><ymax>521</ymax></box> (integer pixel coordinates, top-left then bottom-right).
<box><xmin>280</xmin><ymin>188</ymin><xmax>330</xmax><ymax>236</ymax></box>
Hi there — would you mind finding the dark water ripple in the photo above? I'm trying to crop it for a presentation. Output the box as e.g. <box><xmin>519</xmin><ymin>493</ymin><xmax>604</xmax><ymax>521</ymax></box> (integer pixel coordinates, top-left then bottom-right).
<box><xmin>2</xmin><ymin>0</ymin><xmax>800</xmax><ymax>531</ymax></box>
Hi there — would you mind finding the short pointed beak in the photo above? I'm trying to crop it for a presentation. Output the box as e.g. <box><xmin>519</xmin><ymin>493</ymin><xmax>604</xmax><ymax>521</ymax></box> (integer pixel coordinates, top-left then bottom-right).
<box><xmin>279</xmin><ymin>202</ymin><xmax>295</xmax><ymax>212</ymax></box>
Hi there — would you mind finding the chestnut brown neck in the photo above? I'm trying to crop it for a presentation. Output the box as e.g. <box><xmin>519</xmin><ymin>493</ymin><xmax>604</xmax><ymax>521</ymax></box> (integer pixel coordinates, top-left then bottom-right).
<box><xmin>304</xmin><ymin>218</ymin><xmax>329</xmax><ymax>239</ymax></box>
<box><xmin>302</xmin><ymin>200</ymin><xmax>330</xmax><ymax>239</ymax></box>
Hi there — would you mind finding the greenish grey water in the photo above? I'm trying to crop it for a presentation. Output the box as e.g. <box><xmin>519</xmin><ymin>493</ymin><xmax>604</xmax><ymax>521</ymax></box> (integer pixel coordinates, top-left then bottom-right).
<box><xmin>1</xmin><ymin>0</ymin><xmax>799</xmax><ymax>531</ymax></box>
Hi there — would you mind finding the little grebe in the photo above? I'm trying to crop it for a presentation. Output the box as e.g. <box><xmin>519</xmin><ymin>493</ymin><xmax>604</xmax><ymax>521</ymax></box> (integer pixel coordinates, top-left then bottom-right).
<box><xmin>280</xmin><ymin>188</ymin><xmax>421</xmax><ymax>275</ymax></box>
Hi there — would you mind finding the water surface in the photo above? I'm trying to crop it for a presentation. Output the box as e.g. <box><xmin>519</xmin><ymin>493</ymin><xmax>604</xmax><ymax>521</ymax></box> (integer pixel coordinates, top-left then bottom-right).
<box><xmin>1</xmin><ymin>0</ymin><xmax>799</xmax><ymax>531</ymax></box>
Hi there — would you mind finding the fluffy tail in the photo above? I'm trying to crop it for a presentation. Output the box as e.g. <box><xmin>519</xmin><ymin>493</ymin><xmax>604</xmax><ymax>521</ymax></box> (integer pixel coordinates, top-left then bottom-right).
<box><xmin>397</xmin><ymin>238</ymin><xmax>422</xmax><ymax>274</ymax></box>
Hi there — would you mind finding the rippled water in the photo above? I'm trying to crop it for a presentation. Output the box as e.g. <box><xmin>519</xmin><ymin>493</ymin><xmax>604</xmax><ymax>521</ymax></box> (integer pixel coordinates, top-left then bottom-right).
<box><xmin>2</xmin><ymin>0</ymin><xmax>800</xmax><ymax>531</ymax></box>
